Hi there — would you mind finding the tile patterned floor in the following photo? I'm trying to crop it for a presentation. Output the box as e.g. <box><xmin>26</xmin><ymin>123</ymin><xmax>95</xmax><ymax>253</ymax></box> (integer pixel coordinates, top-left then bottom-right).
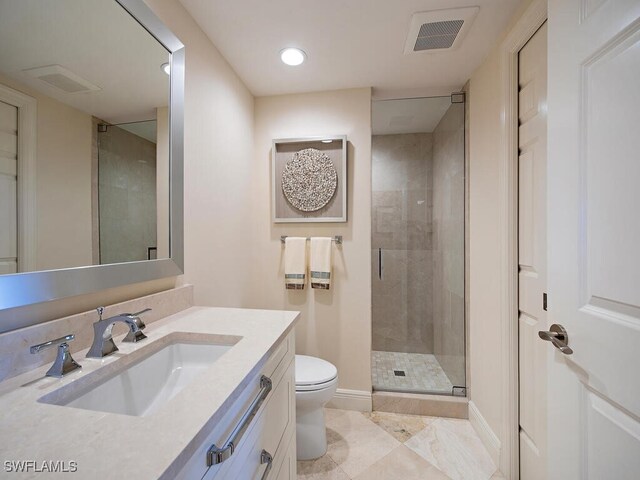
<box><xmin>297</xmin><ymin>409</ymin><xmax>504</xmax><ymax>480</ymax></box>
<box><xmin>371</xmin><ymin>351</ymin><xmax>454</xmax><ymax>394</ymax></box>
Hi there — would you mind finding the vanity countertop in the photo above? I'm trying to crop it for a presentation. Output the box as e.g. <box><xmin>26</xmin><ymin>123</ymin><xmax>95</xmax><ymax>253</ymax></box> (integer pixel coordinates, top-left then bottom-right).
<box><xmin>0</xmin><ymin>307</ymin><xmax>300</xmax><ymax>479</ymax></box>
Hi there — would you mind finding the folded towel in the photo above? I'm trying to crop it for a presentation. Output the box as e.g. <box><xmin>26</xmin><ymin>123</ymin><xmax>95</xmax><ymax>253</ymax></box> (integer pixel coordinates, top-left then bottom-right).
<box><xmin>284</xmin><ymin>237</ymin><xmax>307</xmax><ymax>290</ymax></box>
<box><xmin>310</xmin><ymin>237</ymin><xmax>332</xmax><ymax>290</ymax></box>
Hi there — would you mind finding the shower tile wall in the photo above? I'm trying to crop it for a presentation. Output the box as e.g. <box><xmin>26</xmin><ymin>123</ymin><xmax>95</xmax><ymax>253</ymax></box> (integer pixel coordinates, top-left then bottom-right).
<box><xmin>372</xmin><ymin>133</ymin><xmax>434</xmax><ymax>354</ymax></box>
<box><xmin>98</xmin><ymin>125</ymin><xmax>157</xmax><ymax>264</ymax></box>
<box><xmin>432</xmin><ymin>105</ymin><xmax>465</xmax><ymax>387</ymax></box>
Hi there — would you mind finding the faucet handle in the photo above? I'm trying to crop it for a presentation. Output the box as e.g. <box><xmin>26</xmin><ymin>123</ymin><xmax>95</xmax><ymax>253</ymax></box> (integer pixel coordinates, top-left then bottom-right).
<box><xmin>129</xmin><ymin>308</ymin><xmax>152</xmax><ymax>317</ymax></box>
<box><xmin>30</xmin><ymin>334</ymin><xmax>75</xmax><ymax>354</ymax></box>
<box><xmin>123</xmin><ymin>328</ymin><xmax>147</xmax><ymax>343</ymax></box>
<box><xmin>96</xmin><ymin>306</ymin><xmax>105</xmax><ymax>321</ymax></box>
<box><xmin>30</xmin><ymin>334</ymin><xmax>81</xmax><ymax>378</ymax></box>
<box><xmin>122</xmin><ymin>308</ymin><xmax>151</xmax><ymax>343</ymax></box>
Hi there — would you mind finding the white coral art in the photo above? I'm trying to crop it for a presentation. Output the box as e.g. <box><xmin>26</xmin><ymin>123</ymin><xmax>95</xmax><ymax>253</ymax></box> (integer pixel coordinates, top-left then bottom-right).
<box><xmin>281</xmin><ymin>148</ymin><xmax>338</xmax><ymax>212</ymax></box>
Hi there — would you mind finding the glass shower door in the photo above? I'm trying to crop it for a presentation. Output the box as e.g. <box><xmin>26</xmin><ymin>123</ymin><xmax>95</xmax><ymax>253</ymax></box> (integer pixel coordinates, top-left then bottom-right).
<box><xmin>371</xmin><ymin>95</ymin><xmax>465</xmax><ymax>396</ymax></box>
<box><xmin>97</xmin><ymin>120</ymin><xmax>158</xmax><ymax>265</ymax></box>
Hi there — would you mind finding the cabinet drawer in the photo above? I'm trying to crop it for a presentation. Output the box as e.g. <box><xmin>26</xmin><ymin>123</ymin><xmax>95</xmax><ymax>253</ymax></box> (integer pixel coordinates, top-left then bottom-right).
<box><xmin>273</xmin><ymin>430</ymin><xmax>296</xmax><ymax>480</ymax></box>
<box><xmin>227</xmin><ymin>360</ymin><xmax>295</xmax><ymax>480</ymax></box>
<box><xmin>170</xmin><ymin>332</ymin><xmax>293</xmax><ymax>480</ymax></box>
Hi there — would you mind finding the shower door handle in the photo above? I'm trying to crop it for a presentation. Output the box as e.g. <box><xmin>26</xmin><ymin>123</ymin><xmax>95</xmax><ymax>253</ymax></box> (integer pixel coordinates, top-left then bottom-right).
<box><xmin>378</xmin><ymin>248</ymin><xmax>383</xmax><ymax>280</ymax></box>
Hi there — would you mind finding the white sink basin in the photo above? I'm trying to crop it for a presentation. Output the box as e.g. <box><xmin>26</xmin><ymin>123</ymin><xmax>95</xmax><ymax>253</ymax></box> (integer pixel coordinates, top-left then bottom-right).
<box><xmin>40</xmin><ymin>333</ymin><xmax>240</xmax><ymax>417</ymax></box>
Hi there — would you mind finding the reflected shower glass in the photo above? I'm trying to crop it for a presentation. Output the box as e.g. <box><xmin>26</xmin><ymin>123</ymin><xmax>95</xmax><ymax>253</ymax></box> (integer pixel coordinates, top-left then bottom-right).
<box><xmin>98</xmin><ymin>119</ymin><xmax>167</xmax><ymax>264</ymax></box>
<box><xmin>370</xmin><ymin>95</ymin><xmax>466</xmax><ymax>396</ymax></box>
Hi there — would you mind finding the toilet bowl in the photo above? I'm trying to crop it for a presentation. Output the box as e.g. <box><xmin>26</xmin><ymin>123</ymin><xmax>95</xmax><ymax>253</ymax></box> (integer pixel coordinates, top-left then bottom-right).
<box><xmin>295</xmin><ymin>354</ymin><xmax>338</xmax><ymax>460</ymax></box>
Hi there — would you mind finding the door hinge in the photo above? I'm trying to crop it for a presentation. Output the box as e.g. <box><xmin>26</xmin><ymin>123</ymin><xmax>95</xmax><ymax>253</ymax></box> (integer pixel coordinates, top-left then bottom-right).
<box><xmin>452</xmin><ymin>386</ymin><xmax>466</xmax><ymax>397</ymax></box>
<box><xmin>451</xmin><ymin>92</ymin><xmax>465</xmax><ymax>104</ymax></box>
<box><xmin>543</xmin><ymin>293</ymin><xmax>548</xmax><ymax>311</ymax></box>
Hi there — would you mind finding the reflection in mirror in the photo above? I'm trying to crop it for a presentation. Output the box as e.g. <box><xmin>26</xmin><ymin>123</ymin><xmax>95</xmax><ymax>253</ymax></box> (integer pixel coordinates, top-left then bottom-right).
<box><xmin>98</xmin><ymin>118</ymin><xmax>165</xmax><ymax>264</ymax></box>
<box><xmin>0</xmin><ymin>0</ymin><xmax>171</xmax><ymax>274</ymax></box>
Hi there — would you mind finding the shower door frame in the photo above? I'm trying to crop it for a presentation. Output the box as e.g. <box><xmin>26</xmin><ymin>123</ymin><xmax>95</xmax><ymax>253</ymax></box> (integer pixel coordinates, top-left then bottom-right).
<box><xmin>370</xmin><ymin>92</ymin><xmax>469</xmax><ymax>399</ymax></box>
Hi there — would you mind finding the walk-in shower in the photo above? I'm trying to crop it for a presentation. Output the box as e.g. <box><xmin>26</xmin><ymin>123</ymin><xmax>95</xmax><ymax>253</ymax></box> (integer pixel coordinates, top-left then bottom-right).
<box><xmin>371</xmin><ymin>94</ymin><xmax>465</xmax><ymax>396</ymax></box>
<box><xmin>97</xmin><ymin>119</ymin><xmax>160</xmax><ymax>265</ymax></box>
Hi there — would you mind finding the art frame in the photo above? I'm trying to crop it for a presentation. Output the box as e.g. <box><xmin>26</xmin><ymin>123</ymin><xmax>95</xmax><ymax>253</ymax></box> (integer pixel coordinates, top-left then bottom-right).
<box><xmin>272</xmin><ymin>135</ymin><xmax>347</xmax><ymax>223</ymax></box>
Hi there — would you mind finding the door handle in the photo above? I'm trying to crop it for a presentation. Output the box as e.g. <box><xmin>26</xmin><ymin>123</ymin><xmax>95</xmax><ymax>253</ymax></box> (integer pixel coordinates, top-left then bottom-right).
<box><xmin>378</xmin><ymin>248</ymin><xmax>383</xmax><ymax>280</ymax></box>
<box><xmin>538</xmin><ymin>324</ymin><xmax>573</xmax><ymax>355</ymax></box>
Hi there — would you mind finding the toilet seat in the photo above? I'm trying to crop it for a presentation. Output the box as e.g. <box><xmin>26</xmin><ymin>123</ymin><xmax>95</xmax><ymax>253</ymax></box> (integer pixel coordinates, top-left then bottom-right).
<box><xmin>296</xmin><ymin>376</ymin><xmax>338</xmax><ymax>392</ymax></box>
<box><xmin>295</xmin><ymin>355</ymin><xmax>338</xmax><ymax>391</ymax></box>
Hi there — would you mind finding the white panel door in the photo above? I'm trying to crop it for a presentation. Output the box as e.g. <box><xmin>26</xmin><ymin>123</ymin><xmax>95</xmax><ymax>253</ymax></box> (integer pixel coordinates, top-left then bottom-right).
<box><xmin>547</xmin><ymin>0</ymin><xmax>640</xmax><ymax>479</ymax></box>
<box><xmin>0</xmin><ymin>100</ymin><xmax>17</xmax><ymax>275</ymax></box>
<box><xmin>518</xmin><ymin>21</ymin><xmax>547</xmax><ymax>480</ymax></box>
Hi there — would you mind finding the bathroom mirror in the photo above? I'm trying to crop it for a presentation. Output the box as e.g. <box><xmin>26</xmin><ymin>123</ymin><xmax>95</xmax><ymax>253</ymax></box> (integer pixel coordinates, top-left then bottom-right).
<box><xmin>0</xmin><ymin>0</ymin><xmax>184</xmax><ymax>316</ymax></box>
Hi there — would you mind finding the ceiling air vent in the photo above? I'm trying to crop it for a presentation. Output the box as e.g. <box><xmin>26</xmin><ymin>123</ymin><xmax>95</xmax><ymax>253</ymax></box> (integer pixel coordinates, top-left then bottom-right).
<box><xmin>404</xmin><ymin>7</ymin><xmax>479</xmax><ymax>54</ymax></box>
<box><xmin>22</xmin><ymin>65</ymin><xmax>101</xmax><ymax>94</ymax></box>
<box><xmin>414</xmin><ymin>20</ymin><xmax>465</xmax><ymax>51</ymax></box>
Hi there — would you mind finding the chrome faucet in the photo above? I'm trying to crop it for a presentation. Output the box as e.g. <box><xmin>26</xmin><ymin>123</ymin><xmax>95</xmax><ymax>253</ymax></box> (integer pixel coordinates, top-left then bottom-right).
<box><xmin>86</xmin><ymin>307</ymin><xmax>151</xmax><ymax>358</ymax></box>
<box><xmin>30</xmin><ymin>334</ymin><xmax>81</xmax><ymax>377</ymax></box>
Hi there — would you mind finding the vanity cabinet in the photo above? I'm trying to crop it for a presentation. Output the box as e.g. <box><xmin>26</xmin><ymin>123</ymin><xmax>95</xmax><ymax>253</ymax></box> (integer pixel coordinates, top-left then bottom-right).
<box><xmin>173</xmin><ymin>332</ymin><xmax>296</xmax><ymax>480</ymax></box>
<box><xmin>272</xmin><ymin>437</ymin><xmax>297</xmax><ymax>480</ymax></box>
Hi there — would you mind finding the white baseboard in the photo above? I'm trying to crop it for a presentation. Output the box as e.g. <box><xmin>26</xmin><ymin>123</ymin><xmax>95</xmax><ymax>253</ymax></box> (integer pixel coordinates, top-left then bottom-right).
<box><xmin>327</xmin><ymin>389</ymin><xmax>372</xmax><ymax>412</ymax></box>
<box><xmin>468</xmin><ymin>400</ymin><xmax>501</xmax><ymax>467</ymax></box>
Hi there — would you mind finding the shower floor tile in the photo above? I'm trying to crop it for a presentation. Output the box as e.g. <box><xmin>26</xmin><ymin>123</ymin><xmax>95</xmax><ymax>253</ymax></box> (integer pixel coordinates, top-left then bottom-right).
<box><xmin>371</xmin><ymin>351</ymin><xmax>454</xmax><ymax>394</ymax></box>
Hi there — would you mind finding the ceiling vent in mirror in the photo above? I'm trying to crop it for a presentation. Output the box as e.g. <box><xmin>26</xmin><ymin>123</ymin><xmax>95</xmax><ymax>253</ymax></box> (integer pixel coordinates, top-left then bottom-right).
<box><xmin>404</xmin><ymin>7</ymin><xmax>479</xmax><ymax>54</ymax></box>
<box><xmin>22</xmin><ymin>65</ymin><xmax>101</xmax><ymax>94</ymax></box>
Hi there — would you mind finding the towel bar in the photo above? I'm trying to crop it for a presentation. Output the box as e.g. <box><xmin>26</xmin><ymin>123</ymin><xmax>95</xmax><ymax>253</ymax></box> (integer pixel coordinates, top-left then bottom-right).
<box><xmin>280</xmin><ymin>235</ymin><xmax>342</xmax><ymax>245</ymax></box>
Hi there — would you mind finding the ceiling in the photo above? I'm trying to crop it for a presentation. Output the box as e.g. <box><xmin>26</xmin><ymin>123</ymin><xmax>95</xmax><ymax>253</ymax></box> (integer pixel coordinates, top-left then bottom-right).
<box><xmin>178</xmin><ymin>0</ymin><xmax>523</xmax><ymax>97</ymax></box>
<box><xmin>0</xmin><ymin>0</ymin><xmax>169</xmax><ymax>124</ymax></box>
<box><xmin>372</xmin><ymin>96</ymin><xmax>452</xmax><ymax>135</ymax></box>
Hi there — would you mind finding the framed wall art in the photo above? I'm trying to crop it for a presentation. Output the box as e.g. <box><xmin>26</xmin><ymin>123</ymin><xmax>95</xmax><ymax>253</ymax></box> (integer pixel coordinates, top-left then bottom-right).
<box><xmin>272</xmin><ymin>135</ymin><xmax>347</xmax><ymax>223</ymax></box>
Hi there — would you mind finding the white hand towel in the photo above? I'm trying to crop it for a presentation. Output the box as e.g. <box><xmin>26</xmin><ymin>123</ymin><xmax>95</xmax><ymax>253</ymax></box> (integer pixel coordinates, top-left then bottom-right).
<box><xmin>284</xmin><ymin>237</ymin><xmax>307</xmax><ymax>290</ymax></box>
<box><xmin>310</xmin><ymin>237</ymin><xmax>332</xmax><ymax>290</ymax></box>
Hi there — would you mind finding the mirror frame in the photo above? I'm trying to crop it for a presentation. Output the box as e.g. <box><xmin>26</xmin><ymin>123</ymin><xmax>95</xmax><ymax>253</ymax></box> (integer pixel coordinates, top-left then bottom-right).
<box><xmin>0</xmin><ymin>0</ymin><xmax>184</xmax><ymax>314</ymax></box>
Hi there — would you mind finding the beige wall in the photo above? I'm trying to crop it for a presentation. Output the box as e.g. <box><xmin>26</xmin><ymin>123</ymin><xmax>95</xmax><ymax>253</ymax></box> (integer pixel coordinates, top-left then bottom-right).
<box><xmin>252</xmin><ymin>88</ymin><xmax>372</xmax><ymax>393</ymax></box>
<box><xmin>146</xmin><ymin>0</ymin><xmax>256</xmax><ymax>308</ymax></box>
<box><xmin>467</xmin><ymin>0</ymin><xmax>534</xmax><ymax>459</ymax></box>
<box><xmin>36</xmin><ymin>91</ymin><xmax>93</xmax><ymax>271</ymax></box>
<box><xmin>468</xmin><ymin>45</ymin><xmax>503</xmax><ymax>440</ymax></box>
<box><xmin>0</xmin><ymin>73</ymin><xmax>93</xmax><ymax>272</ymax></box>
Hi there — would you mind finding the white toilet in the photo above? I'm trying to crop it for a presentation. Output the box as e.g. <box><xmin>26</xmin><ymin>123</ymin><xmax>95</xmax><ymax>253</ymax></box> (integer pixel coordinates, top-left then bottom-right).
<box><xmin>295</xmin><ymin>354</ymin><xmax>338</xmax><ymax>460</ymax></box>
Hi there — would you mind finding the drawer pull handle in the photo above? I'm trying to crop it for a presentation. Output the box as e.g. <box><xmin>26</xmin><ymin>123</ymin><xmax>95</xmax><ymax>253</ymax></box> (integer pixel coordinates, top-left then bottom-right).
<box><xmin>206</xmin><ymin>375</ymin><xmax>273</xmax><ymax>466</ymax></box>
<box><xmin>260</xmin><ymin>449</ymin><xmax>273</xmax><ymax>480</ymax></box>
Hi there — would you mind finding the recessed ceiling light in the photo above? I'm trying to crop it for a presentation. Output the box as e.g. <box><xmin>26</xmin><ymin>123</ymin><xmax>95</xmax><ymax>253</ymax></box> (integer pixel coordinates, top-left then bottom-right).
<box><xmin>321</xmin><ymin>140</ymin><xmax>333</xmax><ymax>143</ymax></box>
<box><xmin>161</xmin><ymin>62</ymin><xmax>170</xmax><ymax>75</ymax></box>
<box><xmin>280</xmin><ymin>48</ymin><xmax>306</xmax><ymax>66</ymax></box>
